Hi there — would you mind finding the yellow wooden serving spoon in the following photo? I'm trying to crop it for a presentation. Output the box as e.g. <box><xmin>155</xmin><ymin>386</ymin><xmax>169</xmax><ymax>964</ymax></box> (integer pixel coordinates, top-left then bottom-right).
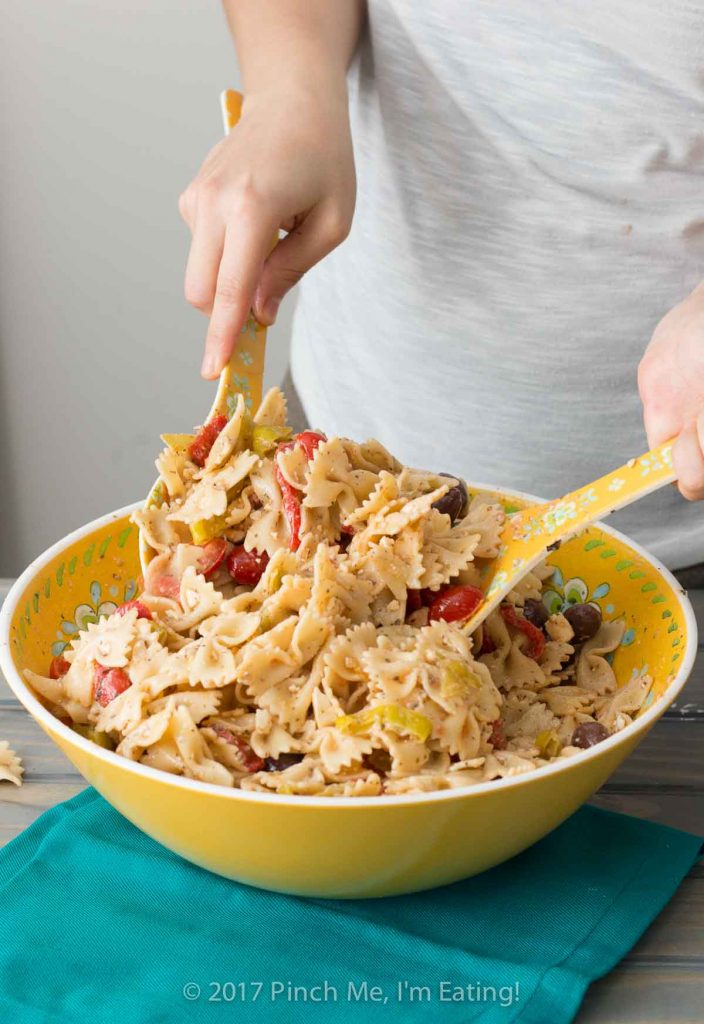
<box><xmin>139</xmin><ymin>90</ymin><xmax>268</xmax><ymax>574</ymax></box>
<box><xmin>463</xmin><ymin>439</ymin><xmax>677</xmax><ymax>633</ymax></box>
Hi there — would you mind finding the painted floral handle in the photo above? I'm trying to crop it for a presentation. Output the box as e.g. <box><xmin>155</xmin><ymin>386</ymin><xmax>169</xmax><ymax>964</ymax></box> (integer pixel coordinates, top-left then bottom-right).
<box><xmin>507</xmin><ymin>440</ymin><xmax>676</xmax><ymax>551</ymax></box>
<box><xmin>139</xmin><ymin>90</ymin><xmax>267</xmax><ymax>573</ymax></box>
<box><xmin>465</xmin><ymin>440</ymin><xmax>676</xmax><ymax>632</ymax></box>
<box><xmin>208</xmin><ymin>90</ymin><xmax>268</xmax><ymax>419</ymax></box>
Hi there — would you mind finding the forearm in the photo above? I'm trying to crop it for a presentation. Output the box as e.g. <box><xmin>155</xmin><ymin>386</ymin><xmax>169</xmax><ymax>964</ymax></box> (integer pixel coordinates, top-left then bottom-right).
<box><xmin>182</xmin><ymin>2</ymin><xmax>361</xmax><ymax>376</ymax></box>
<box><xmin>223</xmin><ymin>0</ymin><xmax>365</xmax><ymax>96</ymax></box>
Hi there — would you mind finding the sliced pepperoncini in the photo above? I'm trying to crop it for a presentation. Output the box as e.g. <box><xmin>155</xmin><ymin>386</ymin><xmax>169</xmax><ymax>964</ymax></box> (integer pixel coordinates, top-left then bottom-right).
<box><xmin>259</xmin><ymin>607</ymin><xmax>286</xmax><ymax>634</ymax></box>
<box><xmin>72</xmin><ymin>724</ymin><xmax>116</xmax><ymax>750</ymax></box>
<box><xmin>190</xmin><ymin>515</ymin><xmax>229</xmax><ymax>544</ymax></box>
<box><xmin>441</xmin><ymin>660</ymin><xmax>483</xmax><ymax>699</ymax></box>
<box><xmin>237</xmin><ymin>410</ymin><xmax>255</xmax><ymax>453</ymax></box>
<box><xmin>536</xmin><ymin>729</ymin><xmax>562</xmax><ymax>758</ymax></box>
<box><xmin>149</xmin><ymin>622</ymin><xmax>171</xmax><ymax>646</ymax></box>
<box><xmin>266</xmin><ymin>566</ymin><xmax>284</xmax><ymax>594</ymax></box>
<box><xmin>336</xmin><ymin>704</ymin><xmax>432</xmax><ymax>742</ymax></box>
<box><xmin>252</xmin><ymin>424</ymin><xmax>293</xmax><ymax>458</ymax></box>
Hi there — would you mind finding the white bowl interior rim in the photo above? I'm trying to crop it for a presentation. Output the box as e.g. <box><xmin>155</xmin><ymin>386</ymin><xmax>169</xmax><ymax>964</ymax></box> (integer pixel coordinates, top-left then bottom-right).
<box><xmin>0</xmin><ymin>493</ymin><xmax>698</xmax><ymax>810</ymax></box>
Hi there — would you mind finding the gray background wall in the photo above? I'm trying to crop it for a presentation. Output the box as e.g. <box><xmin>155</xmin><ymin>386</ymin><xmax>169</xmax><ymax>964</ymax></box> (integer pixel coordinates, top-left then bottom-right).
<box><xmin>0</xmin><ymin>1</ymin><xmax>293</xmax><ymax>575</ymax></box>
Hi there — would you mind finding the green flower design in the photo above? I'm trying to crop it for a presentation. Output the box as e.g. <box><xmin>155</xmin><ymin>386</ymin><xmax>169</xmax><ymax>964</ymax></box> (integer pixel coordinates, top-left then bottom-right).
<box><xmin>51</xmin><ymin>579</ymin><xmax>137</xmax><ymax>656</ymax></box>
<box><xmin>226</xmin><ymin>377</ymin><xmax>253</xmax><ymax>413</ymax></box>
<box><xmin>486</xmin><ymin>571</ymin><xmax>509</xmax><ymax>597</ymax></box>
<box><xmin>542</xmin><ymin>568</ymin><xmax>609</xmax><ymax>616</ymax></box>
<box><xmin>541</xmin><ymin>568</ymin><xmax>635</xmax><ymax>647</ymax></box>
<box><xmin>542</xmin><ymin>500</ymin><xmax>577</xmax><ymax>535</ymax></box>
<box><xmin>240</xmin><ymin>316</ymin><xmax>259</xmax><ymax>342</ymax></box>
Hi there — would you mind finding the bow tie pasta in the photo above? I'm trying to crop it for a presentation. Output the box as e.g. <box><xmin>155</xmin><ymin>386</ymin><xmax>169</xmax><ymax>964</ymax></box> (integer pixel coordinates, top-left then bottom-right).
<box><xmin>25</xmin><ymin>389</ymin><xmax>652</xmax><ymax>796</ymax></box>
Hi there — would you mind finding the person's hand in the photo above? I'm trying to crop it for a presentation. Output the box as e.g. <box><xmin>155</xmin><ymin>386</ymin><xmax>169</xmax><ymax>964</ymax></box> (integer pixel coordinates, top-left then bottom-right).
<box><xmin>179</xmin><ymin>87</ymin><xmax>356</xmax><ymax>378</ymax></box>
<box><xmin>639</xmin><ymin>281</ymin><xmax>704</xmax><ymax>499</ymax></box>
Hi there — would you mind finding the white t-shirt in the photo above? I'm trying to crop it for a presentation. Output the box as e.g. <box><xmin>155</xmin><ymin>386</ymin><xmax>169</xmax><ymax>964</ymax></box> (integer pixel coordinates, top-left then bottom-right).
<box><xmin>290</xmin><ymin>0</ymin><xmax>704</xmax><ymax>568</ymax></box>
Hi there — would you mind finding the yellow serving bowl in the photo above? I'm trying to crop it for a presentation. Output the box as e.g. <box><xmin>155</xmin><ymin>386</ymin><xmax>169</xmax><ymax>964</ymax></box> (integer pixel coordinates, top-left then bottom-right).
<box><xmin>0</xmin><ymin>492</ymin><xmax>697</xmax><ymax>898</ymax></box>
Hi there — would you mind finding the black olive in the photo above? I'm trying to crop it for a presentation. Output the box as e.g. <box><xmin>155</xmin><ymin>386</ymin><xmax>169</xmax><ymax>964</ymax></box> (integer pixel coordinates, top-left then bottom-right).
<box><xmin>433</xmin><ymin>474</ymin><xmax>469</xmax><ymax>523</ymax></box>
<box><xmin>364</xmin><ymin>748</ymin><xmax>392</xmax><ymax>775</ymax></box>
<box><xmin>564</xmin><ymin>603</ymin><xmax>602</xmax><ymax>643</ymax></box>
<box><xmin>523</xmin><ymin>598</ymin><xmax>549</xmax><ymax>630</ymax></box>
<box><xmin>571</xmin><ymin>722</ymin><xmax>609</xmax><ymax>749</ymax></box>
<box><xmin>264</xmin><ymin>753</ymin><xmax>304</xmax><ymax>772</ymax></box>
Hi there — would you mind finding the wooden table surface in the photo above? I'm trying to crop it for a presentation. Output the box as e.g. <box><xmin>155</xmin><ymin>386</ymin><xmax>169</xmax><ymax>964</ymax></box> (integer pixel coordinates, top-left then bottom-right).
<box><xmin>0</xmin><ymin>580</ymin><xmax>701</xmax><ymax>1022</ymax></box>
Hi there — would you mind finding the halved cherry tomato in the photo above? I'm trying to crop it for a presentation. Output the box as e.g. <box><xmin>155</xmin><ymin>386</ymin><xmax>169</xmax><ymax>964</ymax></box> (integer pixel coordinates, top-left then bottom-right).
<box><xmin>275</xmin><ymin>461</ymin><xmax>302</xmax><ymax>551</ymax></box>
<box><xmin>116</xmin><ymin>600</ymin><xmax>153</xmax><ymax>620</ymax></box>
<box><xmin>49</xmin><ymin>655</ymin><xmax>70</xmax><ymax>680</ymax></box>
<box><xmin>235</xmin><ymin>738</ymin><xmax>265</xmax><ymax>773</ymax></box>
<box><xmin>489</xmin><ymin>718</ymin><xmax>506</xmax><ymax>750</ymax></box>
<box><xmin>428</xmin><ymin>585</ymin><xmax>484</xmax><ymax>623</ymax></box>
<box><xmin>196</xmin><ymin>538</ymin><xmax>230</xmax><ymax>579</ymax></box>
<box><xmin>406</xmin><ymin>589</ymin><xmax>423</xmax><ymax>615</ymax></box>
<box><xmin>226</xmin><ymin>545</ymin><xmax>269</xmax><ymax>585</ymax></box>
<box><xmin>212</xmin><ymin>723</ymin><xmax>264</xmax><ymax>772</ymax></box>
<box><xmin>148</xmin><ymin>574</ymin><xmax>181</xmax><ymax>600</ymax></box>
<box><xmin>500</xmin><ymin>604</ymin><xmax>546</xmax><ymax>660</ymax></box>
<box><xmin>93</xmin><ymin>664</ymin><xmax>132</xmax><ymax>707</ymax></box>
<box><xmin>188</xmin><ymin>414</ymin><xmax>228</xmax><ymax>467</ymax></box>
<box><xmin>274</xmin><ymin>433</ymin><xmax>327</xmax><ymax>550</ymax></box>
<box><xmin>295</xmin><ymin>430</ymin><xmax>327</xmax><ymax>461</ymax></box>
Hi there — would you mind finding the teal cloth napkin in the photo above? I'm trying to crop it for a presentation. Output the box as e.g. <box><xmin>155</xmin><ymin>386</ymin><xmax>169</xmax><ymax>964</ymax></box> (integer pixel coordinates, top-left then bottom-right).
<box><xmin>0</xmin><ymin>789</ymin><xmax>700</xmax><ymax>1024</ymax></box>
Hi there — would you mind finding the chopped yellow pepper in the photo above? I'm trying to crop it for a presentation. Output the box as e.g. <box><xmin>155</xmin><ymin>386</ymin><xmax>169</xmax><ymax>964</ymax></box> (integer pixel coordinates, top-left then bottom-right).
<box><xmin>190</xmin><ymin>515</ymin><xmax>229</xmax><ymax>544</ymax></box>
<box><xmin>536</xmin><ymin>729</ymin><xmax>562</xmax><ymax>758</ymax></box>
<box><xmin>336</xmin><ymin>704</ymin><xmax>432</xmax><ymax>742</ymax></box>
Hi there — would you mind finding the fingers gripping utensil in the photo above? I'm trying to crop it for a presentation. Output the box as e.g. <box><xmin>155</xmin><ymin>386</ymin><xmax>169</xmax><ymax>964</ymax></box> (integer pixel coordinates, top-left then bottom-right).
<box><xmin>463</xmin><ymin>440</ymin><xmax>677</xmax><ymax>634</ymax></box>
<box><xmin>138</xmin><ymin>94</ymin><xmax>678</xmax><ymax>618</ymax></box>
<box><xmin>139</xmin><ymin>90</ymin><xmax>268</xmax><ymax>574</ymax></box>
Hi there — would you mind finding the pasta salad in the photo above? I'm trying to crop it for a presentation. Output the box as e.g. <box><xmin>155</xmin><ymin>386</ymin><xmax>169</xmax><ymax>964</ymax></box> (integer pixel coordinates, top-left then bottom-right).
<box><xmin>24</xmin><ymin>388</ymin><xmax>653</xmax><ymax>796</ymax></box>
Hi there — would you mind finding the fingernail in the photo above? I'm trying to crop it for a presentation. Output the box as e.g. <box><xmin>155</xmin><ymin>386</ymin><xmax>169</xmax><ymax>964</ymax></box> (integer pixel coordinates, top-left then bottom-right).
<box><xmin>201</xmin><ymin>351</ymin><xmax>218</xmax><ymax>378</ymax></box>
<box><xmin>262</xmin><ymin>297</ymin><xmax>280</xmax><ymax>325</ymax></box>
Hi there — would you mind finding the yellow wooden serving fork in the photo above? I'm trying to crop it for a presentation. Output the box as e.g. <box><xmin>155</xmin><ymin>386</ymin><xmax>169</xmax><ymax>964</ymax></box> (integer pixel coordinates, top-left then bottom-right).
<box><xmin>139</xmin><ymin>90</ymin><xmax>268</xmax><ymax>574</ymax></box>
<box><xmin>463</xmin><ymin>440</ymin><xmax>677</xmax><ymax>633</ymax></box>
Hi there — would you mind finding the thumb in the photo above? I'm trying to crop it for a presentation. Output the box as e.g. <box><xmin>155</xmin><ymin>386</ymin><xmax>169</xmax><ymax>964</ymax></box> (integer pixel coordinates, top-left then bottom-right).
<box><xmin>639</xmin><ymin>359</ymin><xmax>683</xmax><ymax>449</ymax></box>
<box><xmin>253</xmin><ymin>203</ymin><xmax>350</xmax><ymax>324</ymax></box>
<box><xmin>643</xmin><ymin>400</ymin><xmax>682</xmax><ymax>450</ymax></box>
